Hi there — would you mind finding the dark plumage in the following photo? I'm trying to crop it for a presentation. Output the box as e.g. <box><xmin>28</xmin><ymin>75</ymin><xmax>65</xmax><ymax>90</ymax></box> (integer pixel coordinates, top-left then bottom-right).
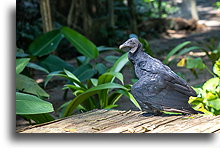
<box><xmin>119</xmin><ymin>38</ymin><xmax>199</xmax><ymax>114</ymax></box>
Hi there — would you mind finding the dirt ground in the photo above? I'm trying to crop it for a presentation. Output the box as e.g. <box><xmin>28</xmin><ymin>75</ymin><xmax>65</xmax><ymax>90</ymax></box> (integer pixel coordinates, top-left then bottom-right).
<box><xmin>16</xmin><ymin>0</ymin><xmax>220</xmax><ymax>129</ymax></box>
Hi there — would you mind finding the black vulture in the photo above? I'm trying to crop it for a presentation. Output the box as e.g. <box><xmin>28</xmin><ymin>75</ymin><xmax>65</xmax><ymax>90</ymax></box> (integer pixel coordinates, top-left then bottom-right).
<box><xmin>119</xmin><ymin>38</ymin><xmax>200</xmax><ymax>114</ymax></box>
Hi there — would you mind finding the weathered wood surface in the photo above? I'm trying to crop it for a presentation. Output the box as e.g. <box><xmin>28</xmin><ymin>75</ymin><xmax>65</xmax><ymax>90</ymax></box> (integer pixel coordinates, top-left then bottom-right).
<box><xmin>18</xmin><ymin>109</ymin><xmax>220</xmax><ymax>133</ymax></box>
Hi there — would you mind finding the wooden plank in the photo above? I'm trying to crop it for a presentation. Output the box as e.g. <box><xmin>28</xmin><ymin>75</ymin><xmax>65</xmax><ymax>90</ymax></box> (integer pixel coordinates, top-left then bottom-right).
<box><xmin>148</xmin><ymin>115</ymin><xmax>203</xmax><ymax>133</ymax></box>
<box><xmin>18</xmin><ymin>109</ymin><xmax>220</xmax><ymax>133</ymax></box>
<box><xmin>176</xmin><ymin>116</ymin><xmax>220</xmax><ymax>133</ymax></box>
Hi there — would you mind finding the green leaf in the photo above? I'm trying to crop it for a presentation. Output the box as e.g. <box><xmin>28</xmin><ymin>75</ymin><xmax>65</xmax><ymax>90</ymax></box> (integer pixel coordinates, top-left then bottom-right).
<box><xmin>98</xmin><ymin>72</ymin><xmax>124</xmax><ymax>85</ymax></box>
<box><xmin>98</xmin><ymin>72</ymin><xmax>124</xmax><ymax>107</ymax></box>
<box><xmin>202</xmin><ymin>77</ymin><xmax>220</xmax><ymax>91</ymax></box>
<box><xmin>163</xmin><ymin>41</ymin><xmax>191</xmax><ymax>64</ymax></box>
<box><xmin>16</xmin><ymin>58</ymin><xmax>30</xmax><ymax>74</ymax></box>
<box><xmin>208</xmin><ymin>99</ymin><xmax>220</xmax><ymax>110</ymax></box>
<box><xmin>64</xmin><ymin>84</ymin><xmax>84</xmax><ymax>92</ymax></box>
<box><xmin>63</xmin><ymin>83</ymin><xmax>128</xmax><ymax>117</ymax></box>
<box><xmin>186</xmin><ymin>57</ymin><xmax>206</xmax><ymax>70</ymax></box>
<box><xmin>110</xmin><ymin>52</ymin><xmax>129</xmax><ymax>72</ymax></box>
<box><xmin>61</xmin><ymin>27</ymin><xmax>98</xmax><ymax>59</ymax></box>
<box><xmin>16</xmin><ymin>92</ymin><xmax>54</xmax><ymax>115</ymax></box>
<box><xmin>44</xmin><ymin>71</ymin><xmax>63</xmax><ymax>87</ymax></box>
<box><xmin>97</xmin><ymin>46</ymin><xmax>118</xmax><ymax>52</ymax></box>
<box><xmin>176</xmin><ymin>46</ymin><xmax>200</xmax><ymax>57</ymax></box>
<box><xmin>104</xmin><ymin>104</ymin><xmax>118</xmax><ymax>109</ymax></box>
<box><xmin>38</xmin><ymin>55</ymin><xmax>75</xmax><ymax>72</ymax></box>
<box><xmin>16</xmin><ymin>74</ymin><xmax>49</xmax><ymax>97</ymax></box>
<box><xmin>104</xmin><ymin>56</ymin><xmax>120</xmax><ymax>64</ymax></box>
<box><xmin>73</xmin><ymin>64</ymin><xmax>97</xmax><ymax>81</ymax></box>
<box><xmin>64</xmin><ymin>69</ymin><xmax>80</xmax><ymax>82</ymax></box>
<box><xmin>96</xmin><ymin>63</ymin><xmax>107</xmax><ymax>75</ymax></box>
<box><xmin>28</xmin><ymin>29</ymin><xmax>63</xmax><ymax>56</ymax></box>
<box><xmin>46</xmin><ymin>70</ymin><xmax>86</xmax><ymax>89</ymax></box>
<box><xmin>26</xmin><ymin>62</ymin><xmax>49</xmax><ymax>73</ymax></box>
<box><xmin>213</xmin><ymin>58</ymin><xmax>220</xmax><ymax>77</ymax></box>
<box><xmin>24</xmin><ymin>113</ymin><xmax>54</xmax><ymax>124</ymax></box>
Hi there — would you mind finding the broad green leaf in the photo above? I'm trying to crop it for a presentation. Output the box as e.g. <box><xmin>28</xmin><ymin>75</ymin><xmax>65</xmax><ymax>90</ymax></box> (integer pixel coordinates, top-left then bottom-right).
<box><xmin>63</xmin><ymin>83</ymin><xmax>128</xmax><ymax>117</ymax></box>
<box><xmin>61</xmin><ymin>27</ymin><xmax>98</xmax><ymax>59</ymax></box>
<box><xmin>76</xmin><ymin>56</ymin><xmax>90</xmax><ymax>64</ymax></box>
<box><xmin>104</xmin><ymin>56</ymin><xmax>120</xmax><ymax>64</ymax></box>
<box><xmin>16</xmin><ymin>92</ymin><xmax>54</xmax><ymax>115</ymax></box>
<box><xmin>163</xmin><ymin>41</ymin><xmax>191</xmax><ymax>64</ymax></box>
<box><xmin>28</xmin><ymin>29</ymin><xmax>63</xmax><ymax>56</ymax></box>
<box><xmin>38</xmin><ymin>55</ymin><xmax>75</xmax><ymax>72</ymax></box>
<box><xmin>76</xmin><ymin>69</ymin><xmax>97</xmax><ymax>82</ymax></box>
<box><xmin>96</xmin><ymin>63</ymin><xmax>107</xmax><ymax>75</ymax></box>
<box><xmin>202</xmin><ymin>77</ymin><xmax>220</xmax><ymax>91</ymax></box>
<box><xmin>186</xmin><ymin>57</ymin><xmax>206</xmax><ymax>70</ymax></box>
<box><xmin>73</xmin><ymin>64</ymin><xmax>97</xmax><ymax>81</ymax></box>
<box><xmin>213</xmin><ymin>58</ymin><xmax>220</xmax><ymax>77</ymax></box>
<box><xmin>97</xmin><ymin>46</ymin><xmax>118</xmax><ymax>52</ymax></box>
<box><xmin>204</xmin><ymin>92</ymin><xmax>218</xmax><ymax>100</ymax></box>
<box><xmin>24</xmin><ymin>113</ymin><xmax>54</xmax><ymax>124</ymax></box>
<box><xmin>16</xmin><ymin>58</ymin><xmax>30</xmax><ymax>74</ymax></box>
<box><xmin>16</xmin><ymin>74</ymin><xmax>49</xmax><ymax>97</ymax></box>
<box><xmin>110</xmin><ymin>52</ymin><xmax>129</xmax><ymax>72</ymax></box>
<box><xmin>27</xmin><ymin>62</ymin><xmax>49</xmax><ymax>73</ymax></box>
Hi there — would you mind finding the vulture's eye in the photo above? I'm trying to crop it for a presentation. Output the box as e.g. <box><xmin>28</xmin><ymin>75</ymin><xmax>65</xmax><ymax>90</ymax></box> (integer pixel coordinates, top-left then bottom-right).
<box><xmin>138</xmin><ymin>61</ymin><xmax>146</xmax><ymax>68</ymax></box>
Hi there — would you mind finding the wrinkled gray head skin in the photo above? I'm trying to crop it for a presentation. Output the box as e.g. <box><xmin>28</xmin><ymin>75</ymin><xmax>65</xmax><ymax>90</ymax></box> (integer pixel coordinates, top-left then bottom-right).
<box><xmin>119</xmin><ymin>38</ymin><xmax>141</xmax><ymax>53</ymax></box>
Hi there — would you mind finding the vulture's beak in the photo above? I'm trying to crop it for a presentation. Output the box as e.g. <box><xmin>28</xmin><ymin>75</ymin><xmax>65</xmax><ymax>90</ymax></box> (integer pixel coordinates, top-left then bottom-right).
<box><xmin>119</xmin><ymin>44</ymin><xmax>126</xmax><ymax>49</ymax></box>
<box><xmin>119</xmin><ymin>43</ymin><xmax>130</xmax><ymax>50</ymax></box>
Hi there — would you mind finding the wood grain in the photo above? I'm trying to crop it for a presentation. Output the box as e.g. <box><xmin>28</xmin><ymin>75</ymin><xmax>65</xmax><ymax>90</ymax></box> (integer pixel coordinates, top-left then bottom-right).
<box><xmin>18</xmin><ymin>109</ymin><xmax>220</xmax><ymax>133</ymax></box>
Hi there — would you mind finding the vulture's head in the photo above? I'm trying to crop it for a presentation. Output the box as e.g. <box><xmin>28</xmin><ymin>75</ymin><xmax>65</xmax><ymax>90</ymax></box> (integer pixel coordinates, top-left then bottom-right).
<box><xmin>119</xmin><ymin>38</ymin><xmax>141</xmax><ymax>53</ymax></box>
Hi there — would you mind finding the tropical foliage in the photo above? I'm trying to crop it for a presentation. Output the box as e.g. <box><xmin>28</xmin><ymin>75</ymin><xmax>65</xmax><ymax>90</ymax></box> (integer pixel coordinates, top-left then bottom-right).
<box><xmin>189</xmin><ymin>58</ymin><xmax>220</xmax><ymax>115</ymax></box>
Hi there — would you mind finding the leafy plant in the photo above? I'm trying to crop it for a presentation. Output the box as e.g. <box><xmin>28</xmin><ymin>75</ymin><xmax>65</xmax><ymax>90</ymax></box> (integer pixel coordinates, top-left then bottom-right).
<box><xmin>46</xmin><ymin>53</ymin><xmax>141</xmax><ymax>117</ymax></box>
<box><xmin>163</xmin><ymin>41</ymin><xmax>219</xmax><ymax>78</ymax></box>
<box><xmin>189</xmin><ymin>58</ymin><xmax>220</xmax><ymax>115</ymax></box>
<box><xmin>16</xmin><ymin>58</ymin><xmax>54</xmax><ymax>124</ymax></box>
<box><xmin>214</xmin><ymin>1</ymin><xmax>220</xmax><ymax>10</ymax></box>
<box><xmin>17</xmin><ymin>27</ymin><xmax>99</xmax><ymax>75</ymax></box>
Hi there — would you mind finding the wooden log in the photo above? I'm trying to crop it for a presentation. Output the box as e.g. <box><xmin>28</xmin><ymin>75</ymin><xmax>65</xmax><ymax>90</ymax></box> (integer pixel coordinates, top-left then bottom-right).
<box><xmin>17</xmin><ymin>109</ymin><xmax>220</xmax><ymax>133</ymax></box>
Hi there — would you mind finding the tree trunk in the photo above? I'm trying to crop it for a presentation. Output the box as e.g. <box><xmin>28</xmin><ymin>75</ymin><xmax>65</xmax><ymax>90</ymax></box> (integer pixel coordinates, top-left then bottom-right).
<box><xmin>40</xmin><ymin>0</ymin><xmax>53</xmax><ymax>32</ymax></box>
<box><xmin>127</xmin><ymin>0</ymin><xmax>138</xmax><ymax>34</ymax></box>
<box><xmin>108</xmin><ymin>0</ymin><xmax>115</xmax><ymax>28</ymax></box>
<box><xmin>81</xmin><ymin>0</ymin><xmax>92</xmax><ymax>36</ymax></box>
<box><xmin>157</xmin><ymin>0</ymin><xmax>162</xmax><ymax>18</ymax></box>
<box><xmin>190</xmin><ymin>0</ymin><xmax>199</xmax><ymax>20</ymax></box>
<box><xmin>181</xmin><ymin>0</ymin><xmax>199</xmax><ymax>20</ymax></box>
